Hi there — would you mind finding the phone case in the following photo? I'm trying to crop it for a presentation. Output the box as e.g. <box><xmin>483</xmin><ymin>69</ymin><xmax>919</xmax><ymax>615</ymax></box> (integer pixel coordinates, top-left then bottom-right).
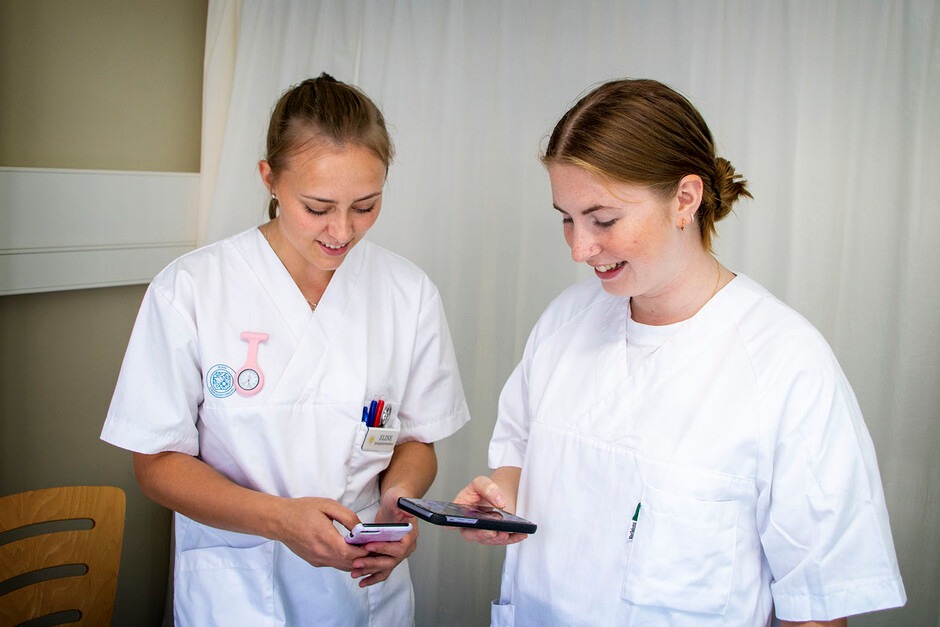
<box><xmin>397</xmin><ymin>498</ymin><xmax>537</xmax><ymax>534</ymax></box>
<box><xmin>344</xmin><ymin>522</ymin><xmax>413</xmax><ymax>544</ymax></box>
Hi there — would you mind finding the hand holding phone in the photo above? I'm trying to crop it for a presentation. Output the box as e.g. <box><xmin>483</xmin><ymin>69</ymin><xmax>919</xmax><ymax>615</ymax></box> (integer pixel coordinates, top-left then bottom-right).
<box><xmin>397</xmin><ymin>497</ymin><xmax>537</xmax><ymax>534</ymax></box>
<box><xmin>344</xmin><ymin>522</ymin><xmax>413</xmax><ymax>544</ymax></box>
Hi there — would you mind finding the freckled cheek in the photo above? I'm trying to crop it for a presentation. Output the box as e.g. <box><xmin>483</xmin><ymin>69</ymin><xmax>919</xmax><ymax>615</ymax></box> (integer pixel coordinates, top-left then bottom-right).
<box><xmin>354</xmin><ymin>212</ymin><xmax>381</xmax><ymax>234</ymax></box>
<box><xmin>281</xmin><ymin>212</ymin><xmax>312</xmax><ymax>234</ymax></box>
<box><xmin>300</xmin><ymin>220</ymin><xmax>327</xmax><ymax>239</ymax></box>
<box><xmin>628</xmin><ymin>225</ymin><xmax>662</xmax><ymax>252</ymax></box>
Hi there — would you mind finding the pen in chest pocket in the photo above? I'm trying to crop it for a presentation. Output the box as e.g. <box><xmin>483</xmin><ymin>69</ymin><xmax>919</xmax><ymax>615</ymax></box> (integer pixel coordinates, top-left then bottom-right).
<box><xmin>628</xmin><ymin>502</ymin><xmax>641</xmax><ymax>542</ymax></box>
<box><xmin>362</xmin><ymin>398</ymin><xmax>393</xmax><ymax>427</ymax></box>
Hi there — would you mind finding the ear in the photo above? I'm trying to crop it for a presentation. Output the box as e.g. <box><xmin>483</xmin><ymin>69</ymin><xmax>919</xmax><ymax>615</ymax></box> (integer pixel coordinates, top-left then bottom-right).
<box><xmin>675</xmin><ymin>174</ymin><xmax>703</xmax><ymax>225</ymax></box>
<box><xmin>258</xmin><ymin>160</ymin><xmax>274</xmax><ymax>193</ymax></box>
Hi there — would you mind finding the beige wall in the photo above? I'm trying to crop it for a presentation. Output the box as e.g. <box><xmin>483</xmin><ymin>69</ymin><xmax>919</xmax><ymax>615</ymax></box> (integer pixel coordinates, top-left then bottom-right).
<box><xmin>0</xmin><ymin>0</ymin><xmax>205</xmax><ymax>171</ymax></box>
<box><xmin>0</xmin><ymin>1</ymin><xmax>207</xmax><ymax>624</ymax></box>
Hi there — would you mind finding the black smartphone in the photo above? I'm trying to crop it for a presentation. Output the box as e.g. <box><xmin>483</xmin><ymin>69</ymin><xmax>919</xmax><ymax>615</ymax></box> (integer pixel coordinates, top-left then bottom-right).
<box><xmin>397</xmin><ymin>497</ymin><xmax>537</xmax><ymax>534</ymax></box>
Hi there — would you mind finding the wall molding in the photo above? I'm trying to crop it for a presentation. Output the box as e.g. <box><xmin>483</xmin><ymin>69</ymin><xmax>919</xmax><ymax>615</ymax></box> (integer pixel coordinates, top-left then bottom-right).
<box><xmin>0</xmin><ymin>167</ymin><xmax>199</xmax><ymax>295</ymax></box>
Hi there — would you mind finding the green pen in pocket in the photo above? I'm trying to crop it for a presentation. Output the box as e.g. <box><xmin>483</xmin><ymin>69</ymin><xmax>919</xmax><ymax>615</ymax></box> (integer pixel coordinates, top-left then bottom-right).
<box><xmin>628</xmin><ymin>502</ymin><xmax>641</xmax><ymax>542</ymax></box>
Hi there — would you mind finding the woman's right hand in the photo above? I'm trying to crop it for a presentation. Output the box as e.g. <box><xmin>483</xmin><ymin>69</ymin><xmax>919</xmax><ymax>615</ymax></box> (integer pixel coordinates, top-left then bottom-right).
<box><xmin>454</xmin><ymin>473</ymin><xmax>528</xmax><ymax>546</ymax></box>
<box><xmin>133</xmin><ymin>452</ymin><xmax>372</xmax><ymax>570</ymax></box>
<box><xmin>275</xmin><ymin>497</ymin><xmax>370</xmax><ymax>571</ymax></box>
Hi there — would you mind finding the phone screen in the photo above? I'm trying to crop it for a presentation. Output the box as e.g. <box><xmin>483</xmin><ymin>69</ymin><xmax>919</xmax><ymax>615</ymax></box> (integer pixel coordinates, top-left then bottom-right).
<box><xmin>397</xmin><ymin>498</ymin><xmax>537</xmax><ymax>534</ymax></box>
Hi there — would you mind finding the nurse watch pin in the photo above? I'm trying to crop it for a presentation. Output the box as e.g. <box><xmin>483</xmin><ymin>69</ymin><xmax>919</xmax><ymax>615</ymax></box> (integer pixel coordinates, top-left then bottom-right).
<box><xmin>235</xmin><ymin>331</ymin><xmax>268</xmax><ymax>396</ymax></box>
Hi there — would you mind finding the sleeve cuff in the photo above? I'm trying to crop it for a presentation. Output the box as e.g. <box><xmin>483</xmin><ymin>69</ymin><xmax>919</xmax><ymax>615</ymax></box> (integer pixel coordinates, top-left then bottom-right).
<box><xmin>772</xmin><ymin>576</ymin><xmax>906</xmax><ymax>621</ymax></box>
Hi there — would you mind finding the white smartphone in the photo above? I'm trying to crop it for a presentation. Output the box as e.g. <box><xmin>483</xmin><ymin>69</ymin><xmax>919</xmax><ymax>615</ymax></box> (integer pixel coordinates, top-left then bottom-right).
<box><xmin>344</xmin><ymin>522</ymin><xmax>413</xmax><ymax>544</ymax></box>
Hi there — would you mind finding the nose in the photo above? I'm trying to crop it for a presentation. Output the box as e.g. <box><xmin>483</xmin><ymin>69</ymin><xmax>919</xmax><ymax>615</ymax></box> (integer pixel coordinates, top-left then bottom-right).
<box><xmin>569</xmin><ymin>226</ymin><xmax>600</xmax><ymax>263</ymax></box>
<box><xmin>328</xmin><ymin>211</ymin><xmax>354</xmax><ymax>242</ymax></box>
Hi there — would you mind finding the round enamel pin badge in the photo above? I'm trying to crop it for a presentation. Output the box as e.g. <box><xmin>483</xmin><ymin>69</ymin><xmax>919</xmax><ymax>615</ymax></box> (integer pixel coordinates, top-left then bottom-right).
<box><xmin>206</xmin><ymin>364</ymin><xmax>237</xmax><ymax>398</ymax></box>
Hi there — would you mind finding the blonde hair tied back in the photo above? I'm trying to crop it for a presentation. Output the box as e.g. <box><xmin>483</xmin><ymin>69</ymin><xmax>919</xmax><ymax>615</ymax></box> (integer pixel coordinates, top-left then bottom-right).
<box><xmin>263</xmin><ymin>73</ymin><xmax>394</xmax><ymax>219</ymax></box>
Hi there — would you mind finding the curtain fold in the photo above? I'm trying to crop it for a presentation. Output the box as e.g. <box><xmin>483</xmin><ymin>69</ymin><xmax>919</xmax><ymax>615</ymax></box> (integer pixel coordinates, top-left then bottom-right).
<box><xmin>199</xmin><ymin>2</ymin><xmax>939</xmax><ymax>624</ymax></box>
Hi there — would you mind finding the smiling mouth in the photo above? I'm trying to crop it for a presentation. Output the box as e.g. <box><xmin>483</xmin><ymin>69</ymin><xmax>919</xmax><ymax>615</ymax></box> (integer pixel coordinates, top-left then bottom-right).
<box><xmin>320</xmin><ymin>241</ymin><xmax>349</xmax><ymax>250</ymax></box>
<box><xmin>594</xmin><ymin>261</ymin><xmax>625</xmax><ymax>273</ymax></box>
<box><xmin>317</xmin><ymin>239</ymin><xmax>353</xmax><ymax>257</ymax></box>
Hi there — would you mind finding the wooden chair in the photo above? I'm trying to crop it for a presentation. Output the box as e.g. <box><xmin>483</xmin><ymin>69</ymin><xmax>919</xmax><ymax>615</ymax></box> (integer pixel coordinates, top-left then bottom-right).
<box><xmin>0</xmin><ymin>486</ymin><xmax>126</xmax><ymax>626</ymax></box>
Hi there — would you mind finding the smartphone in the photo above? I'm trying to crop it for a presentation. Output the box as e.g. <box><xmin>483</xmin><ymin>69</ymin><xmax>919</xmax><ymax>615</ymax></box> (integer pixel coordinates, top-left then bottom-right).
<box><xmin>397</xmin><ymin>497</ymin><xmax>537</xmax><ymax>534</ymax></box>
<box><xmin>344</xmin><ymin>522</ymin><xmax>413</xmax><ymax>544</ymax></box>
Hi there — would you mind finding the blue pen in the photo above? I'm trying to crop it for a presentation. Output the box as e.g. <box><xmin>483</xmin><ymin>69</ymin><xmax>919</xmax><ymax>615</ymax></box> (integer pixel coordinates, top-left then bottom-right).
<box><xmin>361</xmin><ymin>406</ymin><xmax>369</xmax><ymax>423</ymax></box>
<box><xmin>368</xmin><ymin>399</ymin><xmax>378</xmax><ymax>427</ymax></box>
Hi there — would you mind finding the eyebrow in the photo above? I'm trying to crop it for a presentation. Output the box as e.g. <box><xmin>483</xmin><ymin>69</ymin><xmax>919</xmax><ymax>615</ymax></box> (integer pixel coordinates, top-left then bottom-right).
<box><xmin>300</xmin><ymin>191</ymin><xmax>383</xmax><ymax>204</ymax></box>
<box><xmin>553</xmin><ymin>204</ymin><xmax>607</xmax><ymax>216</ymax></box>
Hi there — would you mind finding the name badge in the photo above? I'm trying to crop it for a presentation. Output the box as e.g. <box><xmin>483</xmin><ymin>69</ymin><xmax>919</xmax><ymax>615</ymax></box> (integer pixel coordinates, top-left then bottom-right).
<box><xmin>362</xmin><ymin>426</ymin><xmax>399</xmax><ymax>451</ymax></box>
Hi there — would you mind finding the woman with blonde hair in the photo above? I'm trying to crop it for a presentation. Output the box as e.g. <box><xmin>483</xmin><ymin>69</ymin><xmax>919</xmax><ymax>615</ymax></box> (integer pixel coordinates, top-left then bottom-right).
<box><xmin>103</xmin><ymin>74</ymin><xmax>470</xmax><ymax>625</ymax></box>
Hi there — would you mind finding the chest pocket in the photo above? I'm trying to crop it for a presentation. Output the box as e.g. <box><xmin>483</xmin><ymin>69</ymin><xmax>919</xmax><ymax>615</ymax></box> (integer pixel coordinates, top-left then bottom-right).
<box><xmin>342</xmin><ymin>412</ymin><xmax>401</xmax><ymax>512</ymax></box>
<box><xmin>621</xmin><ymin>484</ymin><xmax>738</xmax><ymax>616</ymax></box>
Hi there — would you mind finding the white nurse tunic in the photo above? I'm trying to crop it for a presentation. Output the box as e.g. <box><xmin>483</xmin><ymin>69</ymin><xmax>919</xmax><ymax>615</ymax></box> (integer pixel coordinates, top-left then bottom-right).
<box><xmin>102</xmin><ymin>228</ymin><xmax>470</xmax><ymax>626</ymax></box>
<box><xmin>489</xmin><ymin>275</ymin><xmax>905</xmax><ymax>626</ymax></box>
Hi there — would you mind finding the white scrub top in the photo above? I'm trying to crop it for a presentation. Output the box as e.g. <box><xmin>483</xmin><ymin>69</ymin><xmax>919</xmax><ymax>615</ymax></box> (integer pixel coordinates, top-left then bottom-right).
<box><xmin>489</xmin><ymin>275</ymin><xmax>905</xmax><ymax>626</ymax></box>
<box><xmin>102</xmin><ymin>228</ymin><xmax>470</xmax><ymax>626</ymax></box>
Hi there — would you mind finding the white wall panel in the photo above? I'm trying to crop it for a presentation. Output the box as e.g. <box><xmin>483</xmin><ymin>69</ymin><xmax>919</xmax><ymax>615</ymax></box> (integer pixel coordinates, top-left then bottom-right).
<box><xmin>0</xmin><ymin>167</ymin><xmax>198</xmax><ymax>294</ymax></box>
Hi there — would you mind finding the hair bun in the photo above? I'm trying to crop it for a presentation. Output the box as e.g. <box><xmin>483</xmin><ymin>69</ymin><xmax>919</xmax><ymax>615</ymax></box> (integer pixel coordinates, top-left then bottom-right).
<box><xmin>712</xmin><ymin>157</ymin><xmax>752</xmax><ymax>222</ymax></box>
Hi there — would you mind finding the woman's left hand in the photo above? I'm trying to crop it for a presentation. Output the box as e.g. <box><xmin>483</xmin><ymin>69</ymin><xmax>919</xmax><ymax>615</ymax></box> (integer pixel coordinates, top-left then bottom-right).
<box><xmin>350</xmin><ymin>484</ymin><xmax>419</xmax><ymax>587</ymax></box>
<box><xmin>377</xmin><ymin>484</ymin><xmax>415</xmax><ymax>525</ymax></box>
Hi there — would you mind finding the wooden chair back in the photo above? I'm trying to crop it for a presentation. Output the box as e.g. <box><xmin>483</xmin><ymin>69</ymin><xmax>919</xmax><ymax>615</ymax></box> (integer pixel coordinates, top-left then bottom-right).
<box><xmin>0</xmin><ymin>485</ymin><xmax>126</xmax><ymax>626</ymax></box>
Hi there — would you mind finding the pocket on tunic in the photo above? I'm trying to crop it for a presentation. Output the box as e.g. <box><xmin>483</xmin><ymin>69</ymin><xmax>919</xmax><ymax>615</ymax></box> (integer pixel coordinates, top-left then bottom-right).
<box><xmin>344</xmin><ymin>414</ymin><xmax>401</xmax><ymax>506</ymax></box>
<box><xmin>621</xmin><ymin>484</ymin><xmax>738</xmax><ymax>616</ymax></box>
<box><xmin>175</xmin><ymin>540</ymin><xmax>282</xmax><ymax>626</ymax></box>
<box><xmin>491</xmin><ymin>600</ymin><xmax>515</xmax><ymax>626</ymax></box>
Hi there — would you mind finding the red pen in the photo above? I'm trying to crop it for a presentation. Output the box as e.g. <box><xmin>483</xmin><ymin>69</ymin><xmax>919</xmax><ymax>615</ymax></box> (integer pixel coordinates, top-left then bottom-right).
<box><xmin>373</xmin><ymin>399</ymin><xmax>385</xmax><ymax>427</ymax></box>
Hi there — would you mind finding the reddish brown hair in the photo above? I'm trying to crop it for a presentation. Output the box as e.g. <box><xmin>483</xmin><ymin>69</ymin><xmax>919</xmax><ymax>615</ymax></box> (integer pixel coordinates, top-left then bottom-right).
<box><xmin>542</xmin><ymin>79</ymin><xmax>751</xmax><ymax>251</ymax></box>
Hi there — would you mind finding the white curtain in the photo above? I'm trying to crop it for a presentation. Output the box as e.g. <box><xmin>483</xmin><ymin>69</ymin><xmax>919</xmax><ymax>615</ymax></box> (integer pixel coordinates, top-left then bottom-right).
<box><xmin>198</xmin><ymin>2</ymin><xmax>940</xmax><ymax>625</ymax></box>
